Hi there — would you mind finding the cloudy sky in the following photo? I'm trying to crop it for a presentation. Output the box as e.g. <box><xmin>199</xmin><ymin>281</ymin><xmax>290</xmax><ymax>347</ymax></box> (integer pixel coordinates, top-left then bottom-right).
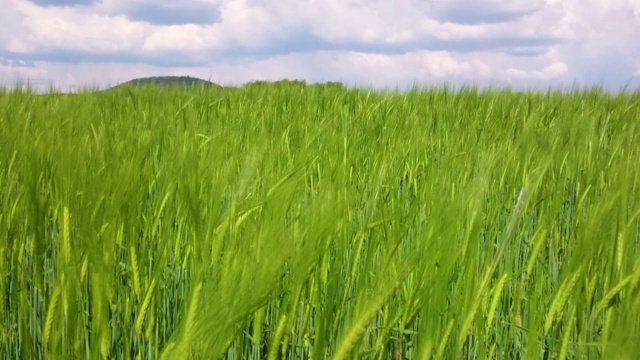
<box><xmin>1</xmin><ymin>0</ymin><xmax>639</xmax><ymax>92</ymax></box>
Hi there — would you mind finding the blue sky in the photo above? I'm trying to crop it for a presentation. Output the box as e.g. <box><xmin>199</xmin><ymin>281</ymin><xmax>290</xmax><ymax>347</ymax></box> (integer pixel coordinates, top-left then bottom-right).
<box><xmin>1</xmin><ymin>0</ymin><xmax>639</xmax><ymax>91</ymax></box>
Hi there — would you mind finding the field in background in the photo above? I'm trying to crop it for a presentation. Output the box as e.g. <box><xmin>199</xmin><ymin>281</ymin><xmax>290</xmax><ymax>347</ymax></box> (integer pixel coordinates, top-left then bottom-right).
<box><xmin>1</xmin><ymin>83</ymin><xmax>639</xmax><ymax>359</ymax></box>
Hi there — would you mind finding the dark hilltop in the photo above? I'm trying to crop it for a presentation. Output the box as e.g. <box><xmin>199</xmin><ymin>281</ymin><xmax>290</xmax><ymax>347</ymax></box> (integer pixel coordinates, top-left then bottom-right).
<box><xmin>107</xmin><ymin>76</ymin><xmax>223</xmax><ymax>91</ymax></box>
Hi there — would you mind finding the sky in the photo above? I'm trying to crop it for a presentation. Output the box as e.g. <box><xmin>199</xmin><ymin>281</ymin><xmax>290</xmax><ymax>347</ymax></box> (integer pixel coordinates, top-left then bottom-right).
<box><xmin>1</xmin><ymin>0</ymin><xmax>639</xmax><ymax>92</ymax></box>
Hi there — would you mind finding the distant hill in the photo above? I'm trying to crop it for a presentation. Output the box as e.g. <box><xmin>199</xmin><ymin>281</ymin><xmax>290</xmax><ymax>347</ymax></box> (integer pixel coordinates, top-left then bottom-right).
<box><xmin>32</xmin><ymin>77</ymin><xmax>347</xmax><ymax>95</ymax></box>
<box><xmin>107</xmin><ymin>76</ymin><xmax>222</xmax><ymax>91</ymax></box>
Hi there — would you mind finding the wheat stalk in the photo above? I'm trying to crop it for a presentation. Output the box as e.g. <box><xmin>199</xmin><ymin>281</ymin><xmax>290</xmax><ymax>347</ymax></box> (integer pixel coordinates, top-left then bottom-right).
<box><xmin>435</xmin><ymin>319</ymin><xmax>455</xmax><ymax>360</ymax></box>
<box><xmin>44</xmin><ymin>286</ymin><xmax>61</xmax><ymax>346</ymax></box>
<box><xmin>486</xmin><ymin>273</ymin><xmax>510</xmax><ymax>330</ymax></box>
<box><xmin>130</xmin><ymin>245</ymin><xmax>141</xmax><ymax>301</ymax></box>
<box><xmin>545</xmin><ymin>265</ymin><xmax>582</xmax><ymax>332</ymax></box>
<box><xmin>594</xmin><ymin>274</ymin><xmax>632</xmax><ymax>316</ymax></box>
<box><xmin>136</xmin><ymin>278</ymin><xmax>157</xmax><ymax>335</ymax></box>
<box><xmin>558</xmin><ymin>305</ymin><xmax>576</xmax><ymax>360</ymax></box>
<box><xmin>62</xmin><ymin>206</ymin><xmax>71</xmax><ymax>266</ymax></box>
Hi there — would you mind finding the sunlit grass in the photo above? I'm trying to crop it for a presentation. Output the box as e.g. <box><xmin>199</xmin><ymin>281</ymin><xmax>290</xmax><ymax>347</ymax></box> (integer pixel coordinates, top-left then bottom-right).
<box><xmin>1</xmin><ymin>83</ymin><xmax>639</xmax><ymax>359</ymax></box>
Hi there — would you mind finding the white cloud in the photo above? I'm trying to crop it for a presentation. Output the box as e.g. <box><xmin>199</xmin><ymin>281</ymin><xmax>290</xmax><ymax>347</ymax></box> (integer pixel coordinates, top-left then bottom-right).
<box><xmin>0</xmin><ymin>49</ymin><xmax>572</xmax><ymax>92</ymax></box>
<box><xmin>543</xmin><ymin>61</ymin><xmax>568</xmax><ymax>78</ymax></box>
<box><xmin>0</xmin><ymin>56</ymin><xmax>49</xmax><ymax>85</ymax></box>
<box><xmin>10</xmin><ymin>0</ymin><xmax>153</xmax><ymax>53</ymax></box>
<box><xmin>0</xmin><ymin>0</ymin><xmax>638</xmax><ymax>91</ymax></box>
<box><xmin>142</xmin><ymin>25</ymin><xmax>217</xmax><ymax>52</ymax></box>
<box><xmin>504</xmin><ymin>62</ymin><xmax>567</xmax><ymax>82</ymax></box>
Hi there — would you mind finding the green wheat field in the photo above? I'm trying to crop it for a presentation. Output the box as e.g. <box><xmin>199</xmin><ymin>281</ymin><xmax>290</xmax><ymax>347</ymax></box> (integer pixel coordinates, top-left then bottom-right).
<box><xmin>1</xmin><ymin>82</ymin><xmax>639</xmax><ymax>359</ymax></box>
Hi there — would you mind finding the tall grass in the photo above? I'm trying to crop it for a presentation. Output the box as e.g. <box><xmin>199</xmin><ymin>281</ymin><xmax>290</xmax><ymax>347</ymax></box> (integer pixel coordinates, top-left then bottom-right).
<box><xmin>0</xmin><ymin>83</ymin><xmax>639</xmax><ymax>359</ymax></box>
